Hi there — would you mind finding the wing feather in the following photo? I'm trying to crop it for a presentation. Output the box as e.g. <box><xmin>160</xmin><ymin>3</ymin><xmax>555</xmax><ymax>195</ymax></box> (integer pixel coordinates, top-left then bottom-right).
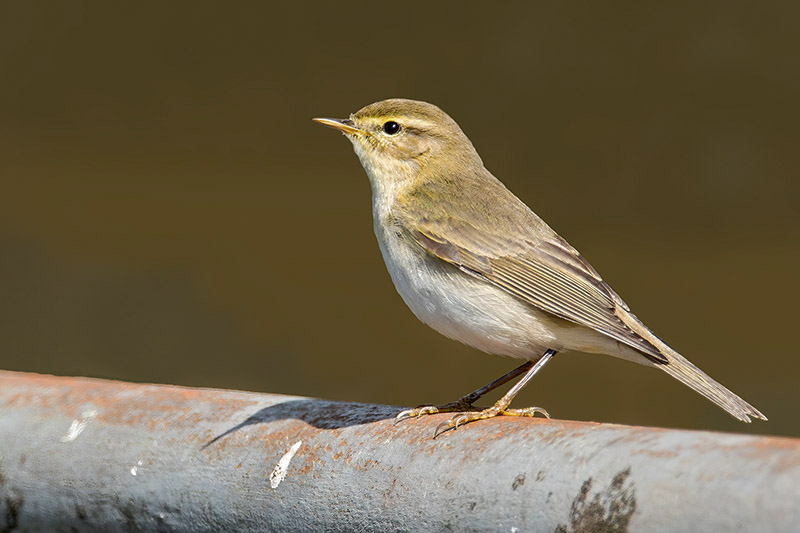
<box><xmin>397</xmin><ymin>190</ymin><xmax>666</xmax><ymax>363</ymax></box>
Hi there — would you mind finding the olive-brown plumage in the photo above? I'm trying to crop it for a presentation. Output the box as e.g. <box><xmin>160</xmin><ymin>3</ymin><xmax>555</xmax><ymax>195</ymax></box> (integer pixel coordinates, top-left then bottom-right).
<box><xmin>314</xmin><ymin>98</ymin><xmax>766</xmax><ymax>434</ymax></box>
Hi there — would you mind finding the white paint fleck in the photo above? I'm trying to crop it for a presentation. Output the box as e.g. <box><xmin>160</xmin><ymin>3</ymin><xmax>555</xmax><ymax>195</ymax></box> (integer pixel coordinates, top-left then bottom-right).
<box><xmin>269</xmin><ymin>440</ymin><xmax>303</xmax><ymax>489</ymax></box>
<box><xmin>511</xmin><ymin>528</ymin><xmax>518</xmax><ymax>533</ymax></box>
<box><xmin>60</xmin><ymin>407</ymin><xmax>98</xmax><ymax>442</ymax></box>
<box><xmin>130</xmin><ymin>459</ymin><xmax>143</xmax><ymax>476</ymax></box>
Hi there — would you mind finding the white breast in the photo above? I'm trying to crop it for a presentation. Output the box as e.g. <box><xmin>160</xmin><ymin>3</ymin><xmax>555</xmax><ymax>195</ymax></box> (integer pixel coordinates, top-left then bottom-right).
<box><xmin>356</xmin><ymin>137</ymin><xmax>638</xmax><ymax>363</ymax></box>
<box><xmin>372</xmin><ymin>211</ymin><xmax>562</xmax><ymax>359</ymax></box>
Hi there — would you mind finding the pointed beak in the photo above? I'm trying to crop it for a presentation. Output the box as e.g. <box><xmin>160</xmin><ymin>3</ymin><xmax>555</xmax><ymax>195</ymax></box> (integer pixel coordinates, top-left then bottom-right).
<box><xmin>312</xmin><ymin>117</ymin><xmax>362</xmax><ymax>135</ymax></box>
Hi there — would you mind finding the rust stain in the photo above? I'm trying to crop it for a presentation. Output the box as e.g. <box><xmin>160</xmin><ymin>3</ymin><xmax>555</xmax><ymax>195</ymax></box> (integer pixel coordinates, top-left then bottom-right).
<box><xmin>706</xmin><ymin>435</ymin><xmax>800</xmax><ymax>476</ymax></box>
<box><xmin>1</xmin><ymin>370</ymin><xmax>798</xmax><ymax>483</ymax></box>
<box><xmin>4</xmin><ymin>369</ymin><xmax>798</xmax><ymax>532</ymax></box>
<box><xmin>0</xmin><ymin>370</ymin><xmax>261</xmax><ymax>431</ymax></box>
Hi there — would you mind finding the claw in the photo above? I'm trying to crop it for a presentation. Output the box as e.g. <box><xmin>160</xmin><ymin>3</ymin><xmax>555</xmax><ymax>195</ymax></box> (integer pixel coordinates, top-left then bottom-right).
<box><xmin>395</xmin><ymin>405</ymin><xmax>441</xmax><ymax>425</ymax></box>
<box><xmin>397</xmin><ymin>397</ymin><xmax>550</xmax><ymax>438</ymax></box>
<box><xmin>431</xmin><ymin>403</ymin><xmax>550</xmax><ymax>438</ymax></box>
<box><xmin>394</xmin><ymin>409</ymin><xmax>414</xmax><ymax>425</ymax></box>
<box><xmin>501</xmin><ymin>406</ymin><xmax>550</xmax><ymax>419</ymax></box>
<box><xmin>433</xmin><ymin>420</ymin><xmax>455</xmax><ymax>439</ymax></box>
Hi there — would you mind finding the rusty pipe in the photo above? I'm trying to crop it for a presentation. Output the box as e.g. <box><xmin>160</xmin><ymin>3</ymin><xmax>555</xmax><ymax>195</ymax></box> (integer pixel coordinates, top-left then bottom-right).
<box><xmin>0</xmin><ymin>370</ymin><xmax>797</xmax><ymax>531</ymax></box>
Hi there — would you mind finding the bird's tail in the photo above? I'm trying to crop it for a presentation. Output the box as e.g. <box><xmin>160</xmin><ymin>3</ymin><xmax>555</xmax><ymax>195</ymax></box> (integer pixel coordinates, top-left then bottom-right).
<box><xmin>656</xmin><ymin>346</ymin><xmax>766</xmax><ymax>422</ymax></box>
<box><xmin>619</xmin><ymin>310</ymin><xmax>767</xmax><ymax>423</ymax></box>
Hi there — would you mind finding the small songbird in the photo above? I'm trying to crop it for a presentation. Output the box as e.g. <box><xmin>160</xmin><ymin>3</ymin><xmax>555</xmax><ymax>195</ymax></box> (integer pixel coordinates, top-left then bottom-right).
<box><xmin>313</xmin><ymin>98</ymin><xmax>766</xmax><ymax>436</ymax></box>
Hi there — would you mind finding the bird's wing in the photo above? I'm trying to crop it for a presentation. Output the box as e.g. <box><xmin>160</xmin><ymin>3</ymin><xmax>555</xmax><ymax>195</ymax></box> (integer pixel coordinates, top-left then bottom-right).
<box><xmin>393</xmin><ymin>200</ymin><xmax>667</xmax><ymax>364</ymax></box>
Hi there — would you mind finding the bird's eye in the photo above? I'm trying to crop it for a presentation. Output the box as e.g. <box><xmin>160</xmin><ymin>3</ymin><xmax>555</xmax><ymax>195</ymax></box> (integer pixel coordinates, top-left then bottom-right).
<box><xmin>382</xmin><ymin>121</ymin><xmax>401</xmax><ymax>135</ymax></box>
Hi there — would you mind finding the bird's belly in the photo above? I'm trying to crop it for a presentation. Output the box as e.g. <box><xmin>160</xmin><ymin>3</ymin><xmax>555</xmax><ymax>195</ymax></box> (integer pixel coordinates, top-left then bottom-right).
<box><xmin>375</xmin><ymin>230</ymin><xmax>564</xmax><ymax>359</ymax></box>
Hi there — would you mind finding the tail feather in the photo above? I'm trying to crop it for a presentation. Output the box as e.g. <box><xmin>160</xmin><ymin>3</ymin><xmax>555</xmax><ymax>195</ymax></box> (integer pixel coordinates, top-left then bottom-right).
<box><xmin>657</xmin><ymin>347</ymin><xmax>767</xmax><ymax>423</ymax></box>
<box><xmin>618</xmin><ymin>309</ymin><xmax>767</xmax><ymax>422</ymax></box>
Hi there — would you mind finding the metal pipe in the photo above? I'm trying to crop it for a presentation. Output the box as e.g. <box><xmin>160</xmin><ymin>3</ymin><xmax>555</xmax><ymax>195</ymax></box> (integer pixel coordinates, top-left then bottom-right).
<box><xmin>0</xmin><ymin>370</ymin><xmax>797</xmax><ymax>532</ymax></box>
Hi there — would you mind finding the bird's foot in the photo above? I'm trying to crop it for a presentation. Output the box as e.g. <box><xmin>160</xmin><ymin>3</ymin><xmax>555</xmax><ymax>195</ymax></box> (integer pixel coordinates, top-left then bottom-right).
<box><xmin>433</xmin><ymin>403</ymin><xmax>549</xmax><ymax>438</ymax></box>
<box><xmin>395</xmin><ymin>398</ymin><xmax>478</xmax><ymax>424</ymax></box>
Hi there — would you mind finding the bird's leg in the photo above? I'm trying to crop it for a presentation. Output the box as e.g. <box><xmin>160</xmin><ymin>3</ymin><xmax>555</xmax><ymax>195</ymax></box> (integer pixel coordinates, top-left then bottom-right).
<box><xmin>395</xmin><ymin>360</ymin><xmax>535</xmax><ymax>424</ymax></box>
<box><xmin>434</xmin><ymin>349</ymin><xmax>557</xmax><ymax>438</ymax></box>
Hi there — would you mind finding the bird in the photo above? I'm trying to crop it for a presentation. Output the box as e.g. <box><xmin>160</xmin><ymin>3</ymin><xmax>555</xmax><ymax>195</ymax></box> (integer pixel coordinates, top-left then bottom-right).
<box><xmin>313</xmin><ymin>98</ymin><xmax>766</xmax><ymax>437</ymax></box>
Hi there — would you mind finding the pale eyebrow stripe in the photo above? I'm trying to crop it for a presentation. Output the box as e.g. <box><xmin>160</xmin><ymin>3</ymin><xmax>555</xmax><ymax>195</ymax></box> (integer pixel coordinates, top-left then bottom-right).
<box><xmin>388</xmin><ymin>117</ymin><xmax>434</xmax><ymax>131</ymax></box>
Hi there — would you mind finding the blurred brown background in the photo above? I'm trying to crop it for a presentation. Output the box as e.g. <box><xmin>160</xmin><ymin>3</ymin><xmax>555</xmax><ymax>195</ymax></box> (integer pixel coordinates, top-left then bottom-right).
<box><xmin>1</xmin><ymin>2</ymin><xmax>797</xmax><ymax>436</ymax></box>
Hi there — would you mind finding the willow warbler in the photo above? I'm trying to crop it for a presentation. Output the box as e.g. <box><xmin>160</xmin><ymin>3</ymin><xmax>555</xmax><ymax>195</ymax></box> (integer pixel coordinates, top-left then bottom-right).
<box><xmin>314</xmin><ymin>98</ymin><xmax>765</xmax><ymax>436</ymax></box>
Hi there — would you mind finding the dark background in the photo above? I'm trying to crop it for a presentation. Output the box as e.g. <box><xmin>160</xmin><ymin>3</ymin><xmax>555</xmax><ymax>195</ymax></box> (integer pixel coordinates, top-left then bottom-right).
<box><xmin>1</xmin><ymin>2</ymin><xmax>797</xmax><ymax>436</ymax></box>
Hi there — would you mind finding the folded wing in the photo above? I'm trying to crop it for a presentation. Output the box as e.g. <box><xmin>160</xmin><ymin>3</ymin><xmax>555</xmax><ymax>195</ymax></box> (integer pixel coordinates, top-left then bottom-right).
<box><xmin>394</xmin><ymin>181</ymin><xmax>667</xmax><ymax>364</ymax></box>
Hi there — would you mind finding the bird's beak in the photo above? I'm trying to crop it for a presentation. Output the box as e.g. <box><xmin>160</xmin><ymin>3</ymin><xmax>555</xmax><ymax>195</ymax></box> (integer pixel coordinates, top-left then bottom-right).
<box><xmin>312</xmin><ymin>117</ymin><xmax>362</xmax><ymax>135</ymax></box>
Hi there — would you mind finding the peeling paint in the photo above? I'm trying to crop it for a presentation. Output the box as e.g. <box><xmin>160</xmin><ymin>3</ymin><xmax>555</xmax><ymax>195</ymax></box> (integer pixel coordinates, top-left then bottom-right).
<box><xmin>3</xmin><ymin>493</ymin><xmax>22</xmax><ymax>531</ymax></box>
<box><xmin>270</xmin><ymin>440</ymin><xmax>302</xmax><ymax>489</ymax></box>
<box><xmin>0</xmin><ymin>370</ymin><xmax>798</xmax><ymax>531</ymax></box>
<box><xmin>555</xmin><ymin>467</ymin><xmax>636</xmax><ymax>533</ymax></box>
<box><xmin>60</xmin><ymin>407</ymin><xmax>98</xmax><ymax>442</ymax></box>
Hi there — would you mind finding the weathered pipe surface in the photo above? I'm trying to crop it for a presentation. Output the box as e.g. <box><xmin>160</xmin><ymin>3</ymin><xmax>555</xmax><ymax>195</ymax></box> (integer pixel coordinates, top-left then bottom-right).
<box><xmin>0</xmin><ymin>371</ymin><xmax>797</xmax><ymax>532</ymax></box>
